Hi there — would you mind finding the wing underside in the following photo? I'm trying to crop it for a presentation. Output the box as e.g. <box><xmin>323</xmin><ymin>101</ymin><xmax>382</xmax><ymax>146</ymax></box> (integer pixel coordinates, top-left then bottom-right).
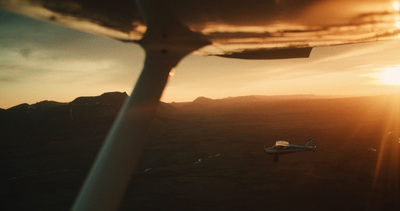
<box><xmin>1</xmin><ymin>0</ymin><xmax>400</xmax><ymax>59</ymax></box>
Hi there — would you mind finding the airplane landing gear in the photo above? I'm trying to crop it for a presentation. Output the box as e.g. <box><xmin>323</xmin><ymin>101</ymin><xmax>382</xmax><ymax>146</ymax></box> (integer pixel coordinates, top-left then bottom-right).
<box><xmin>273</xmin><ymin>155</ymin><xmax>279</xmax><ymax>163</ymax></box>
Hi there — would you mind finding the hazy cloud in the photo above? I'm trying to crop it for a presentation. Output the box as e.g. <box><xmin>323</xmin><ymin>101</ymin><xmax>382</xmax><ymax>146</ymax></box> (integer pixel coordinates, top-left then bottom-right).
<box><xmin>0</xmin><ymin>75</ymin><xmax>16</xmax><ymax>82</ymax></box>
<box><xmin>19</xmin><ymin>47</ymin><xmax>32</xmax><ymax>58</ymax></box>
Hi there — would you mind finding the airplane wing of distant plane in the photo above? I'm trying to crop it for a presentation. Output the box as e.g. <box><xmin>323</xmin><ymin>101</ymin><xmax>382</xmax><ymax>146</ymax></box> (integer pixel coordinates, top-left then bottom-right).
<box><xmin>1</xmin><ymin>0</ymin><xmax>399</xmax><ymax>210</ymax></box>
<box><xmin>275</xmin><ymin>141</ymin><xmax>290</xmax><ymax>147</ymax></box>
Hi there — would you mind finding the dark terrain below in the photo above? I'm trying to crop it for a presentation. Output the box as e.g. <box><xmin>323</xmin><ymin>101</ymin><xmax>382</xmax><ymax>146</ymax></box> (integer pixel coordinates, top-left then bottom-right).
<box><xmin>1</xmin><ymin>92</ymin><xmax>399</xmax><ymax>210</ymax></box>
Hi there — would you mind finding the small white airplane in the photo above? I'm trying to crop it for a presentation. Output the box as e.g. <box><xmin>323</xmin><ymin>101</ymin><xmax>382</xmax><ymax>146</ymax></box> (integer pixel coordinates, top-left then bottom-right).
<box><xmin>264</xmin><ymin>139</ymin><xmax>316</xmax><ymax>163</ymax></box>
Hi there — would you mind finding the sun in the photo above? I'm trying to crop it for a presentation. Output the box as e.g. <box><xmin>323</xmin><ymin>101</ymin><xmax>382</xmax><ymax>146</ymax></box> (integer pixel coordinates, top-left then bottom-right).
<box><xmin>379</xmin><ymin>67</ymin><xmax>400</xmax><ymax>85</ymax></box>
<box><xmin>394</xmin><ymin>1</ymin><xmax>400</xmax><ymax>11</ymax></box>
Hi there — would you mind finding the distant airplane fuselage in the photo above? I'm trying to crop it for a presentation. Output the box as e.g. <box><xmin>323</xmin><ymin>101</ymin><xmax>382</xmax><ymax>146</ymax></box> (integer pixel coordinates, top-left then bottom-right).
<box><xmin>264</xmin><ymin>139</ymin><xmax>316</xmax><ymax>162</ymax></box>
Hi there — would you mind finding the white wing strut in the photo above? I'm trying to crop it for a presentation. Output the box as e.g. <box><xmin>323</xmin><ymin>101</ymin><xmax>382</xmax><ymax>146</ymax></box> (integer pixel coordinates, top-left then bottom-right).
<box><xmin>72</xmin><ymin>0</ymin><xmax>209</xmax><ymax>210</ymax></box>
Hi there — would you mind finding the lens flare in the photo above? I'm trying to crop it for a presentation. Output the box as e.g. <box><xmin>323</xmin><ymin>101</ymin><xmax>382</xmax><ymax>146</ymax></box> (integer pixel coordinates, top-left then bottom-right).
<box><xmin>371</xmin><ymin>94</ymin><xmax>400</xmax><ymax>209</ymax></box>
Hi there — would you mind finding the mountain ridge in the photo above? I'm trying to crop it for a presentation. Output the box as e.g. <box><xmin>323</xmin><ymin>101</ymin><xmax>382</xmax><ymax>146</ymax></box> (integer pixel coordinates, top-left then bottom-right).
<box><xmin>4</xmin><ymin>93</ymin><xmax>394</xmax><ymax>110</ymax></box>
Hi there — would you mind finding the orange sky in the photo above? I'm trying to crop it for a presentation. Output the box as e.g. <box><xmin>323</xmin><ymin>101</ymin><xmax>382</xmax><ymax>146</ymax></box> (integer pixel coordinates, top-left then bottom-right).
<box><xmin>1</xmin><ymin>10</ymin><xmax>400</xmax><ymax>109</ymax></box>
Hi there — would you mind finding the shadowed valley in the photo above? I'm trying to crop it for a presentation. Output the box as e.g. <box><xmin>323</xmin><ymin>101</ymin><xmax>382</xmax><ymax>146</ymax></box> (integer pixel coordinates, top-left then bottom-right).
<box><xmin>1</xmin><ymin>92</ymin><xmax>399</xmax><ymax>210</ymax></box>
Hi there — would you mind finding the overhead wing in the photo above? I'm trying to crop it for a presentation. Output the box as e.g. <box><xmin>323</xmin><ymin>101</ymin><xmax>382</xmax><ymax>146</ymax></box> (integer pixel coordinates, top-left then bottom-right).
<box><xmin>0</xmin><ymin>0</ymin><xmax>145</xmax><ymax>42</ymax></box>
<box><xmin>1</xmin><ymin>0</ymin><xmax>400</xmax><ymax>59</ymax></box>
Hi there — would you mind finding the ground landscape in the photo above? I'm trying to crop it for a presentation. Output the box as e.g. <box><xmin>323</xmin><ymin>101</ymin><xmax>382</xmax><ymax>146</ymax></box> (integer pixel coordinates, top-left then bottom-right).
<box><xmin>1</xmin><ymin>92</ymin><xmax>399</xmax><ymax>210</ymax></box>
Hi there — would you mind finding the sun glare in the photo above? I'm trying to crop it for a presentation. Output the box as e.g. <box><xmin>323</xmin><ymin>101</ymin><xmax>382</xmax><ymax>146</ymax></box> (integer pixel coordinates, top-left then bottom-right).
<box><xmin>394</xmin><ymin>1</ymin><xmax>400</xmax><ymax>11</ymax></box>
<box><xmin>379</xmin><ymin>68</ymin><xmax>400</xmax><ymax>85</ymax></box>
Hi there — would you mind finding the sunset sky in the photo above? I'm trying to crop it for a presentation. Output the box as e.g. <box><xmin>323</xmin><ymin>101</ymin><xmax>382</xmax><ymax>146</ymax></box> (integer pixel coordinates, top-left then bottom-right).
<box><xmin>1</xmin><ymin>9</ymin><xmax>400</xmax><ymax>109</ymax></box>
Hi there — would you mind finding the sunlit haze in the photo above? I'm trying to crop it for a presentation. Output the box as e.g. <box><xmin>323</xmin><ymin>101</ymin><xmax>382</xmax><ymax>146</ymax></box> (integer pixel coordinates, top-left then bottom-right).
<box><xmin>378</xmin><ymin>67</ymin><xmax>400</xmax><ymax>85</ymax></box>
<box><xmin>1</xmin><ymin>10</ymin><xmax>400</xmax><ymax>109</ymax></box>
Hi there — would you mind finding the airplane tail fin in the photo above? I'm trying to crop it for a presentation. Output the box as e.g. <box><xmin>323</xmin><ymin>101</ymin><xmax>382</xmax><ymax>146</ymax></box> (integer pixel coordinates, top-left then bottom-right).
<box><xmin>305</xmin><ymin>139</ymin><xmax>316</xmax><ymax>151</ymax></box>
